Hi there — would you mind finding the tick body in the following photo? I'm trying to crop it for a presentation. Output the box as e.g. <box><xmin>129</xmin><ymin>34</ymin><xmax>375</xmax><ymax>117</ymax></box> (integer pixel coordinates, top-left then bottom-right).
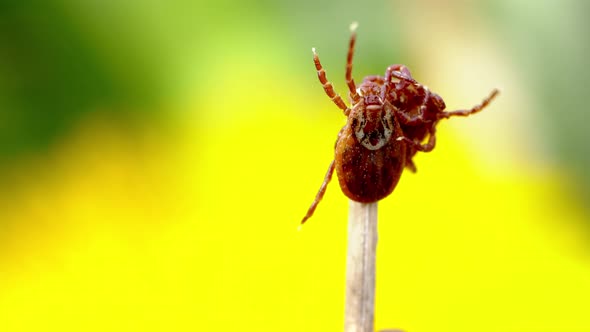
<box><xmin>335</xmin><ymin>87</ymin><xmax>406</xmax><ymax>203</ymax></box>
<box><xmin>376</xmin><ymin>67</ymin><xmax>500</xmax><ymax>171</ymax></box>
<box><xmin>300</xmin><ymin>23</ymin><xmax>499</xmax><ymax>224</ymax></box>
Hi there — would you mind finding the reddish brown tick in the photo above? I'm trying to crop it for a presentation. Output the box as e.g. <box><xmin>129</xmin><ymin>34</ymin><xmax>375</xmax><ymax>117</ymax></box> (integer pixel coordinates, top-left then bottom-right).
<box><xmin>301</xmin><ymin>23</ymin><xmax>499</xmax><ymax>224</ymax></box>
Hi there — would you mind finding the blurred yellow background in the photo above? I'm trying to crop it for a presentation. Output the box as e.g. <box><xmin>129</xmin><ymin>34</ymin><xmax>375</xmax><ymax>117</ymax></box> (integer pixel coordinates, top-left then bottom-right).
<box><xmin>1</xmin><ymin>1</ymin><xmax>589</xmax><ymax>331</ymax></box>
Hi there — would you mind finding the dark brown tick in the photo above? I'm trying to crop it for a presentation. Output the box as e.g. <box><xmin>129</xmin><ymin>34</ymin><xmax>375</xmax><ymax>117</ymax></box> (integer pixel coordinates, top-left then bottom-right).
<box><xmin>301</xmin><ymin>23</ymin><xmax>499</xmax><ymax>224</ymax></box>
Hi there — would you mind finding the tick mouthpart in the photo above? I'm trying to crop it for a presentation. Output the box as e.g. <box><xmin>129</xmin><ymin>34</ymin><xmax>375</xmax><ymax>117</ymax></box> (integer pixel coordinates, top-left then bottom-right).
<box><xmin>363</xmin><ymin>93</ymin><xmax>382</xmax><ymax>106</ymax></box>
<box><xmin>365</xmin><ymin>105</ymin><xmax>382</xmax><ymax>111</ymax></box>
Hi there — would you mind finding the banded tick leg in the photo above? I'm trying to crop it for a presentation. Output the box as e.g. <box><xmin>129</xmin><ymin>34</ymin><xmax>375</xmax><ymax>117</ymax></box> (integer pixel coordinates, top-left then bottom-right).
<box><xmin>397</xmin><ymin>126</ymin><xmax>437</xmax><ymax>153</ymax></box>
<box><xmin>345</xmin><ymin>22</ymin><xmax>360</xmax><ymax>103</ymax></box>
<box><xmin>301</xmin><ymin>160</ymin><xmax>336</xmax><ymax>225</ymax></box>
<box><xmin>440</xmin><ymin>89</ymin><xmax>500</xmax><ymax>119</ymax></box>
<box><xmin>312</xmin><ymin>48</ymin><xmax>351</xmax><ymax>115</ymax></box>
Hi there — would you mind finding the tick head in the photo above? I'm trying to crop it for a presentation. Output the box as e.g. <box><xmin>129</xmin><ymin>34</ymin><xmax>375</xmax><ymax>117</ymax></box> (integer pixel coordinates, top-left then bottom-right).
<box><xmin>351</xmin><ymin>83</ymin><xmax>395</xmax><ymax>151</ymax></box>
<box><xmin>357</xmin><ymin>81</ymin><xmax>383</xmax><ymax>107</ymax></box>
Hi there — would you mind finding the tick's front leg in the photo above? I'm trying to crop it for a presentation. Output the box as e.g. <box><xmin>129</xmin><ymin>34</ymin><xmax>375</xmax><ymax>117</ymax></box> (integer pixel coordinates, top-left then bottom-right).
<box><xmin>301</xmin><ymin>160</ymin><xmax>336</xmax><ymax>225</ymax></box>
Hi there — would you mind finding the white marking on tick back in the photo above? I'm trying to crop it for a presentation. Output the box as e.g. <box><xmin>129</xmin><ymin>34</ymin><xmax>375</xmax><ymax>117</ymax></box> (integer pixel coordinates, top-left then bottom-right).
<box><xmin>354</xmin><ymin>109</ymin><xmax>393</xmax><ymax>151</ymax></box>
<box><xmin>350</xmin><ymin>22</ymin><xmax>359</xmax><ymax>32</ymax></box>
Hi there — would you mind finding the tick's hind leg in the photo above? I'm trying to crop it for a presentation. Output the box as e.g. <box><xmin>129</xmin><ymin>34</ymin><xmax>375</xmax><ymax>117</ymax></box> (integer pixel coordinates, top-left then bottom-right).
<box><xmin>405</xmin><ymin>155</ymin><xmax>417</xmax><ymax>173</ymax></box>
<box><xmin>397</xmin><ymin>127</ymin><xmax>437</xmax><ymax>153</ymax></box>
<box><xmin>301</xmin><ymin>160</ymin><xmax>336</xmax><ymax>225</ymax></box>
<box><xmin>440</xmin><ymin>89</ymin><xmax>500</xmax><ymax>118</ymax></box>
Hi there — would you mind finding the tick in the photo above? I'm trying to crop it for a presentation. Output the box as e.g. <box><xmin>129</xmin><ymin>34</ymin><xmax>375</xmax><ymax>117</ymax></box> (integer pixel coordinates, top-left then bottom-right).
<box><xmin>301</xmin><ymin>23</ymin><xmax>499</xmax><ymax>224</ymax></box>
<box><xmin>369</xmin><ymin>67</ymin><xmax>499</xmax><ymax>172</ymax></box>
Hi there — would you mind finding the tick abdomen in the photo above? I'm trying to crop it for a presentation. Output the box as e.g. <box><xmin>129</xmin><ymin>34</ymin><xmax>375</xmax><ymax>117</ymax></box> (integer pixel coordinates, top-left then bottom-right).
<box><xmin>335</xmin><ymin>126</ymin><xmax>405</xmax><ymax>202</ymax></box>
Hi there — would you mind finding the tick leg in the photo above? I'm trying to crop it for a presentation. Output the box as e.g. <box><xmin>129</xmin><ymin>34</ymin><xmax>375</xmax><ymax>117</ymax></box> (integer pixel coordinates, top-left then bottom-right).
<box><xmin>346</xmin><ymin>22</ymin><xmax>360</xmax><ymax>103</ymax></box>
<box><xmin>440</xmin><ymin>88</ymin><xmax>500</xmax><ymax>119</ymax></box>
<box><xmin>395</xmin><ymin>88</ymin><xmax>431</xmax><ymax>126</ymax></box>
<box><xmin>381</xmin><ymin>64</ymin><xmax>416</xmax><ymax>101</ymax></box>
<box><xmin>313</xmin><ymin>48</ymin><xmax>351</xmax><ymax>115</ymax></box>
<box><xmin>405</xmin><ymin>156</ymin><xmax>417</xmax><ymax>173</ymax></box>
<box><xmin>397</xmin><ymin>127</ymin><xmax>437</xmax><ymax>152</ymax></box>
<box><xmin>385</xmin><ymin>64</ymin><xmax>413</xmax><ymax>80</ymax></box>
<box><xmin>301</xmin><ymin>160</ymin><xmax>336</xmax><ymax>225</ymax></box>
<box><xmin>397</xmin><ymin>107</ymin><xmax>426</xmax><ymax>125</ymax></box>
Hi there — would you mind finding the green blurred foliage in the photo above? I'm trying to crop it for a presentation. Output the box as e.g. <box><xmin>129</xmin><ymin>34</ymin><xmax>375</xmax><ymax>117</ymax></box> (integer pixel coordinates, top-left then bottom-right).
<box><xmin>0</xmin><ymin>2</ymin><xmax>160</xmax><ymax>160</ymax></box>
<box><xmin>0</xmin><ymin>0</ymin><xmax>410</xmax><ymax>162</ymax></box>
<box><xmin>487</xmin><ymin>0</ymin><xmax>590</xmax><ymax>202</ymax></box>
